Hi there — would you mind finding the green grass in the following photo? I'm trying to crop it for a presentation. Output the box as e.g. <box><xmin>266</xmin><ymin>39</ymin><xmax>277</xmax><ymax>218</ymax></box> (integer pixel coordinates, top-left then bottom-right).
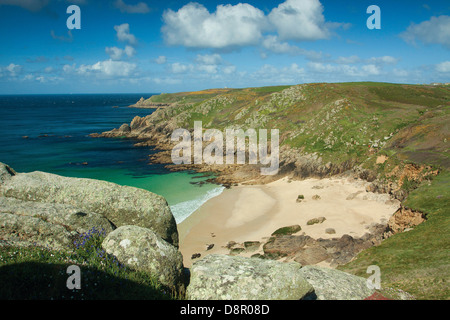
<box><xmin>0</xmin><ymin>228</ymin><xmax>176</xmax><ymax>300</ymax></box>
<box><xmin>338</xmin><ymin>171</ymin><xmax>450</xmax><ymax>300</ymax></box>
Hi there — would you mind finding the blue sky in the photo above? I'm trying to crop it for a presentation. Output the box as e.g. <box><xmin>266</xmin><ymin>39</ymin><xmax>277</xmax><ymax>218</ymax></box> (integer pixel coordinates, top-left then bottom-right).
<box><xmin>0</xmin><ymin>0</ymin><xmax>449</xmax><ymax>94</ymax></box>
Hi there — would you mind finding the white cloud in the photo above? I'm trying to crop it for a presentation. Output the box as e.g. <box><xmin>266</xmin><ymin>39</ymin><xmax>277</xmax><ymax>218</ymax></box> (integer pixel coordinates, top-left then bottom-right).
<box><xmin>155</xmin><ymin>56</ymin><xmax>167</xmax><ymax>64</ymax></box>
<box><xmin>268</xmin><ymin>0</ymin><xmax>330</xmax><ymax>41</ymax></box>
<box><xmin>161</xmin><ymin>0</ymin><xmax>344</xmax><ymax>50</ymax></box>
<box><xmin>436</xmin><ymin>61</ymin><xmax>450</xmax><ymax>73</ymax></box>
<box><xmin>170</xmin><ymin>62</ymin><xmax>194</xmax><ymax>74</ymax></box>
<box><xmin>262</xmin><ymin>35</ymin><xmax>298</xmax><ymax>54</ymax></box>
<box><xmin>195</xmin><ymin>54</ymin><xmax>223</xmax><ymax>65</ymax></box>
<box><xmin>261</xmin><ymin>35</ymin><xmax>323</xmax><ymax>60</ymax></box>
<box><xmin>88</xmin><ymin>60</ymin><xmax>137</xmax><ymax>77</ymax></box>
<box><xmin>333</xmin><ymin>55</ymin><xmax>398</xmax><ymax>66</ymax></box>
<box><xmin>63</xmin><ymin>64</ymin><xmax>76</xmax><ymax>74</ymax></box>
<box><xmin>361</xmin><ymin>64</ymin><xmax>381</xmax><ymax>75</ymax></box>
<box><xmin>5</xmin><ymin>63</ymin><xmax>22</xmax><ymax>77</ymax></box>
<box><xmin>0</xmin><ymin>0</ymin><xmax>49</xmax><ymax>12</ymax></box>
<box><xmin>152</xmin><ymin>77</ymin><xmax>182</xmax><ymax>85</ymax></box>
<box><xmin>308</xmin><ymin>62</ymin><xmax>367</xmax><ymax>77</ymax></box>
<box><xmin>114</xmin><ymin>0</ymin><xmax>150</xmax><ymax>14</ymax></box>
<box><xmin>64</xmin><ymin>60</ymin><xmax>137</xmax><ymax>78</ymax></box>
<box><xmin>222</xmin><ymin>66</ymin><xmax>236</xmax><ymax>74</ymax></box>
<box><xmin>304</xmin><ymin>60</ymin><xmax>395</xmax><ymax>80</ymax></box>
<box><xmin>105</xmin><ymin>45</ymin><xmax>135</xmax><ymax>60</ymax></box>
<box><xmin>251</xmin><ymin>63</ymin><xmax>305</xmax><ymax>84</ymax></box>
<box><xmin>393</xmin><ymin>68</ymin><xmax>409</xmax><ymax>77</ymax></box>
<box><xmin>162</xmin><ymin>2</ymin><xmax>267</xmax><ymax>49</ymax></box>
<box><xmin>367</xmin><ymin>56</ymin><xmax>399</xmax><ymax>65</ymax></box>
<box><xmin>124</xmin><ymin>45</ymin><xmax>135</xmax><ymax>57</ymax></box>
<box><xmin>197</xmin><ymin>64</ymin><xmax>218</xmax><ymax>74</ymax></box>
<box><xmin>401</xmin><ymin>15</ymin><xmax>450</xmax><ymax>48</ymax></box>
<box><xmin>34</xmin><ymin>75</ymin><xmax>63</xmax><ymax>83</ymax></box>
<box><xmin>51</xmin><ymin>30</ymin><xmax>73</xmax><ymax>42</ymax></box>
<box><xmin>335</xmin><ymin>55</ymin><xmax>361</xmax><ymax>64</ymax></box>
<box><xmin>255</xmin><ymin>63</ymin><xmax>304</xmax><ymax>77</ymax></box>
<box><xmin>308</xmin><ymin>62</ymin><xmax>339</xmax><ymax>73</ymax></box>
<box><xmin>105</xmin><ymin>47</ymin><xmax>124</xmax><ymax>60</ymax></box>
<box><xmin>114</xmin><ymin>23</ymin><xmax>137</xmax><ymax>46</ymax></box>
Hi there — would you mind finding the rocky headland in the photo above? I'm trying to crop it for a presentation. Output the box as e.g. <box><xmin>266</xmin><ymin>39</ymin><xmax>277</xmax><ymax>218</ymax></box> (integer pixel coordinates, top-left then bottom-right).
<box><xmin>90</xmin><ymin>83</ymin><xmax>447</xmax><ymax>192</ymax></box>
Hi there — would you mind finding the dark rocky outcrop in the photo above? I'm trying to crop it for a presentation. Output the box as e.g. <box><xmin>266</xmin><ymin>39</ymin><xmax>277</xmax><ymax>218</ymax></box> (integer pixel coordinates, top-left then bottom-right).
<box><xmin>262</xmin><ymin>224</ymin><xmax>389</xmax><ymax>267</ymax></box>
<box><xmin>263</xmin><ymin>235</ymin><xmax>315</xmax><ymax>258</ymax></box>
<box><xmin>293</xmin><ymin>246</ymin><xmax>329</xmax><ymax>265</ymax></box>
<box><xmin>118</xmin><ymin>123</ymin><xmax>131</xmax><ymax>133</ymax></box>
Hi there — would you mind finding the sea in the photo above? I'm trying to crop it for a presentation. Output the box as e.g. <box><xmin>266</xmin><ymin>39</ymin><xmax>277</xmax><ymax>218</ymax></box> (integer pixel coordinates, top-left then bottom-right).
<box><xmin>0</xmin><ymin>94</ymin><xmax>224</xmax><ymax>224</ymax></box>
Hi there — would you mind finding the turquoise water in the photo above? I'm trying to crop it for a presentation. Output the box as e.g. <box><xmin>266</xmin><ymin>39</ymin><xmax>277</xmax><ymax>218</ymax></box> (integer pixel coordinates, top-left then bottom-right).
<box><xmin>0</xmin><ymin>94</ymin><xmax>224</xmax><ymax>223</ymax></box>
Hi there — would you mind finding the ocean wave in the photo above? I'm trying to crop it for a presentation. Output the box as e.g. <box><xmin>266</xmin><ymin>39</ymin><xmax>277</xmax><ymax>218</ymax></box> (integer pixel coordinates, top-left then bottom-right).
<box><xmin>170</xmin><ymin>186</ymin><xmax>225</xmax><ymax>224</ymax></box>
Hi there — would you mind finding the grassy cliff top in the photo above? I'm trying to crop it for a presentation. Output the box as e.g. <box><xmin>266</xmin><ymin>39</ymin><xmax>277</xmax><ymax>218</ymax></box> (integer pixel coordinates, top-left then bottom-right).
<box><xmin>144</xmin><ymin>82</ymin><xmax>449</xmax><ymax>169</ymax></box>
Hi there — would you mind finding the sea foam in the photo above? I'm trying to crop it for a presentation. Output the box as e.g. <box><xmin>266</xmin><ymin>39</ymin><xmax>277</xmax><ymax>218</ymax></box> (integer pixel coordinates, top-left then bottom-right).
<box><xmin>170</xmin><ymin>186</ymin><xmax>225</xmax><ymax>224</ymax></box>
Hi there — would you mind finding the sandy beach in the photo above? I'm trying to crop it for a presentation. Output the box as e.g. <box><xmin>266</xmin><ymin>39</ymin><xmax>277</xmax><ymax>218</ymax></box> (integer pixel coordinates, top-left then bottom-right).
<box><xmin>178</xmin><ymin>176</ymin><xmax>400</xmax><ymax>267</ymax></box>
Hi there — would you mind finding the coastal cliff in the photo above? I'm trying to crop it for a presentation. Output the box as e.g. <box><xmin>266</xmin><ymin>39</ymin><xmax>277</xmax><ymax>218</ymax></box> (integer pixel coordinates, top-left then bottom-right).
<box><xmin>1</xmin><ymin>83</ymin><xmax>447</xmax><ymax>300</ymax></box>
<box><xmin>92</xmin><ymin>83</ymin><xmax>447</xmax><ymax>196</ymax></box>
<box><xmin>89</xmin><ymin>82</ymin><xmax>449</xmax><ymax>299</ymax></box>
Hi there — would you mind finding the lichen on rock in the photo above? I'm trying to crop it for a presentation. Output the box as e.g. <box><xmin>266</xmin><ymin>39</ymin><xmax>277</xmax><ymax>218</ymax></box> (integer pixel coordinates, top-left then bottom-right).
<box><xmin>102</xmin><ymin>225</ymin><xmax>185</xmax><ymax>291</ymax></box>
<box><xmin>0</xmin><ymin>163</ymin><xmax>178</xmax><ymax>247</ymax></box>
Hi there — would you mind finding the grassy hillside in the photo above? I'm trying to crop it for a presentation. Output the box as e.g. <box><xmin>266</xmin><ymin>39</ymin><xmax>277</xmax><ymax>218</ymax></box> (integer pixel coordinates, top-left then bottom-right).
<box><xmin>144</xmin><ymin>82</ymin><xmax>449</xmax><ymax>169</ymax></box>
<box><xmin>143</xmin><ymin>82</ymin><xmax>449</xmax><ymax>299</ymax></box>
<box><xmin>338</xmin><ymin>171</ymin><xmax>450</xmax><ymax>300</ymax></box>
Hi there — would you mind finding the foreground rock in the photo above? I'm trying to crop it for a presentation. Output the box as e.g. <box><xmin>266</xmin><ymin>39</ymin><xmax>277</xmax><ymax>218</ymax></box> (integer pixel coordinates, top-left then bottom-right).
<box><xmin>0</xmin><ymin>197</ymin><xmax>114</xmax><ymax>249</ymax></box>
<box><xmin>0</xmin><ymin>162</ymin><xmax>178</xmax><ymax>246</ymax></box>
<box><xmin>186</xmin><ymin>254</ymin><xmax>314</xmax><ymax>300</ymax></box>
<box><xmin>102</xmin><ymin>225</ymin><xmax>184</xmax><ymax>291</ymax></box>
<box><xmin>299</xmin><ymin>266</ymin><xmax>374</xmax><ymax>300</ymax></box>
